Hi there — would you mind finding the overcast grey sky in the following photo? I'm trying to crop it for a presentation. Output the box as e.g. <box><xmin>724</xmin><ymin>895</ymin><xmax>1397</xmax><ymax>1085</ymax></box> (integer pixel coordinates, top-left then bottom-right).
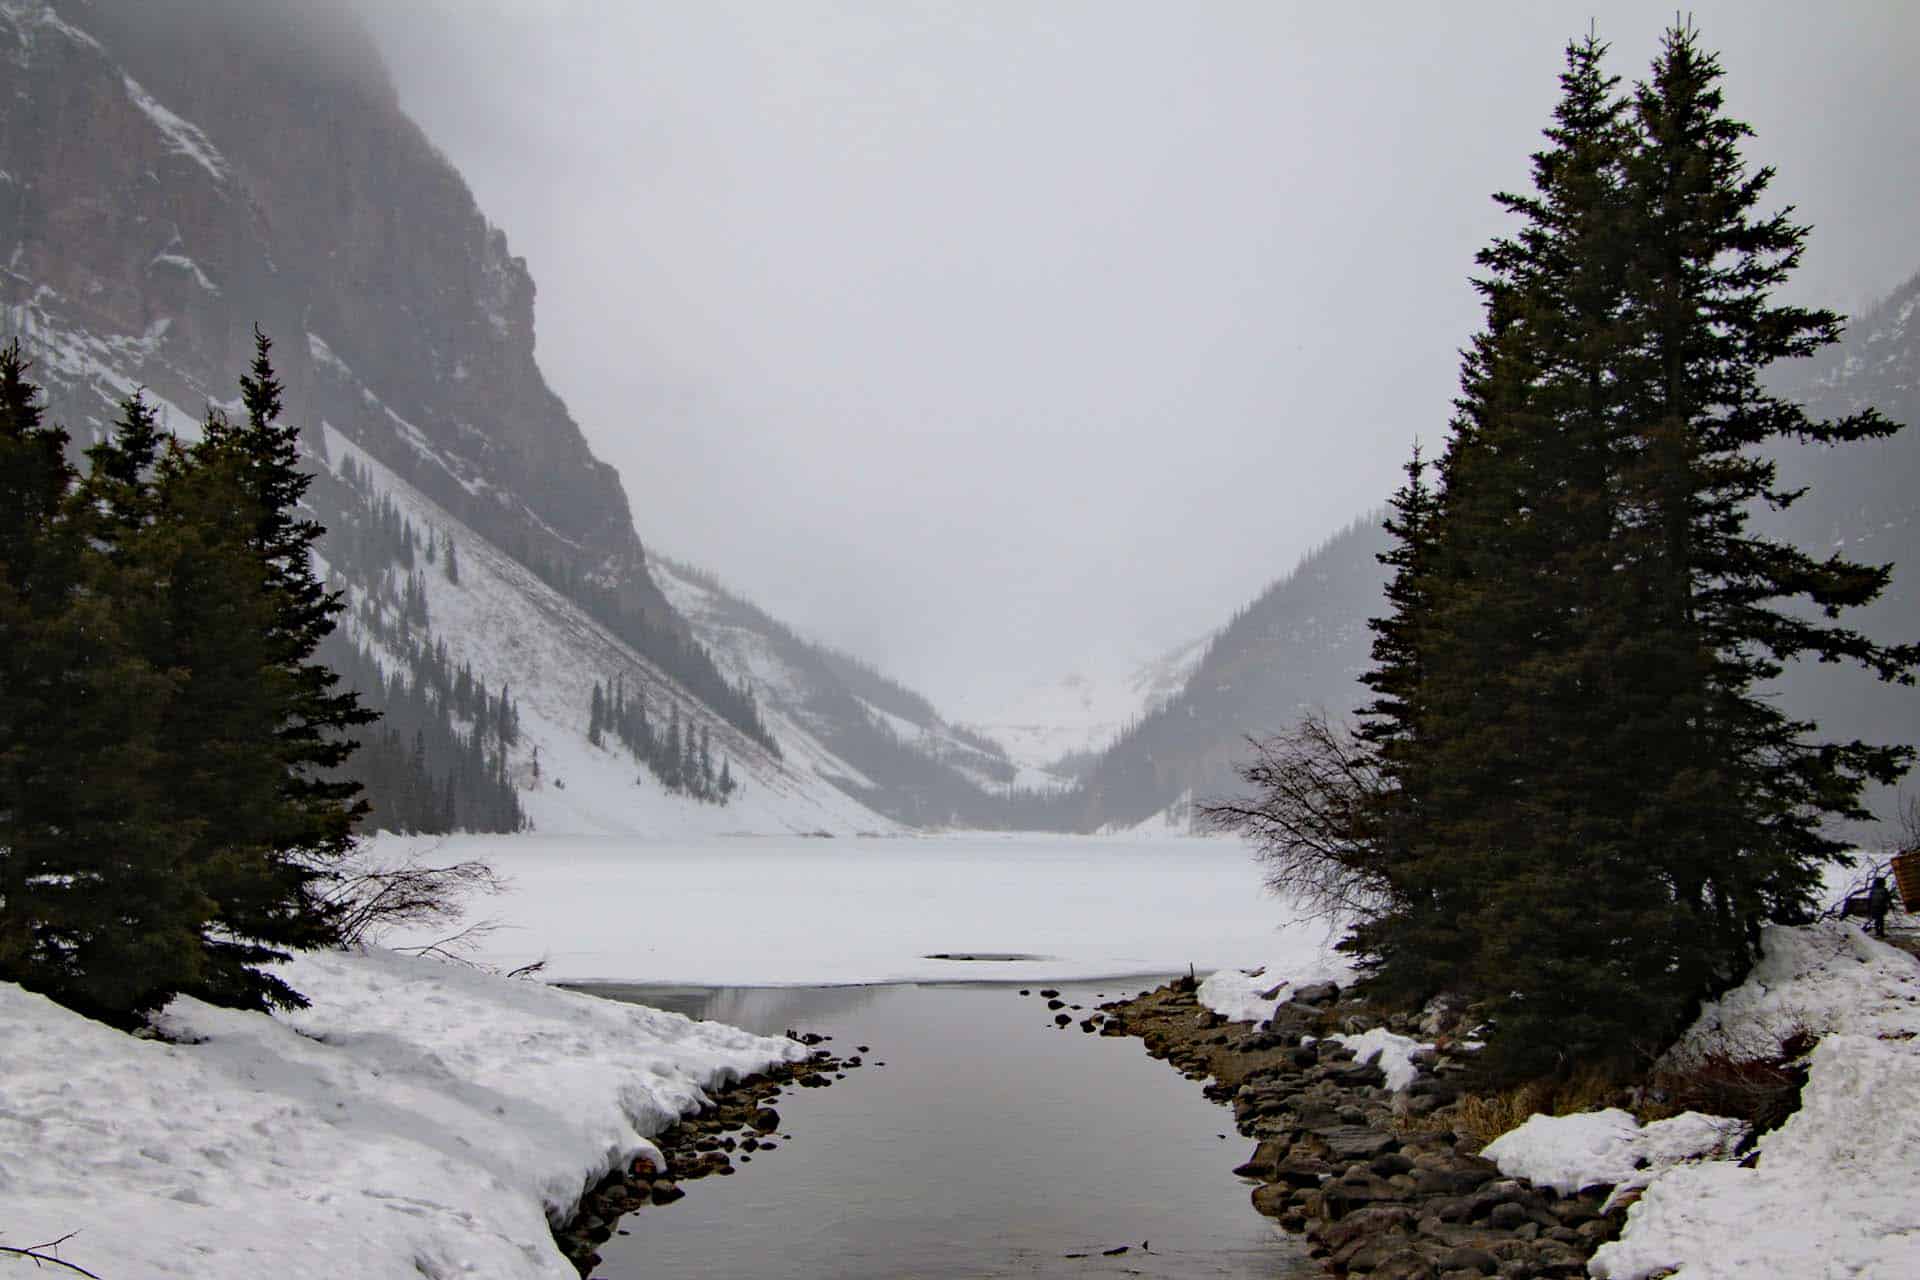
<box><xmin>354</xmin><ymin>1</ymin><xmax>1919</xmax><ymax>719</ymax></box>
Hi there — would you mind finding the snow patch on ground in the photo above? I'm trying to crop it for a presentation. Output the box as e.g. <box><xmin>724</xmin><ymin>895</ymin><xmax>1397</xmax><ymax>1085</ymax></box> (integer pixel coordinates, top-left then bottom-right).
<box><xmin>1196</xmin><ymin>942</ymin><xmax>1357</xmax><ymax>1025</ymax></box>
<box><xmin>1590</xmin><ymin>1032</ymin><xmax>1920</xmax><ymax>1279</ymax></box>
<box><xmin>0</xmin><ymin>947</ymin><xmax>803</xmax><ymax>1280</ymax></box>
<box><xmin>1478</xmin><ymin>920</ymin><xmax>1920</xmax><ymax>1279</ymax></box>
<box><xmin>1329</xmin><ymin>1026</ymin><xmax>1432</xmax><ymax>1093</ymax></box>
<box><xmin>1673</xmin><ymin>918</ymin><xmax>1920</xmax><ymax>1051</ymax></box>
<box><xmin>149</xmin><ymin>251</ymin><xmax>220</xmax><ymax>294</ymax></box>
<box><xmin>1484</xmin><ymin>1109</ymin><xmax>1747</xmax><ymax>1201</ymax></box>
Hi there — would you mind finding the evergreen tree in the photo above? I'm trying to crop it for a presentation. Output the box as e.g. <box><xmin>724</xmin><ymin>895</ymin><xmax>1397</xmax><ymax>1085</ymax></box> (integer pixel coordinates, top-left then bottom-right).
<box><xmin>1425</xmin><ymin>27</ymin><xmax>1912</xmax><ymax>1072</ymax></box>
<box><xmin>589</xmin><ymin>680</ymin><xmax>606</xmax><ymax>747</ymax></box>
<box><xmin>1</xmin><ymin>367</ymin><xmax>209</xmax><ymax>1023</ymax></box>
<box><xmin>144</xmin><ymin>331</ymin><xmax>374</xmax><ymax>1012</ymax></box>
<box><xmin>1597</xmin><ymin>25</ymin><xmax>1916</xmax><ymax>1021</ymax></box>
<box><xmin>2</xmin><ymin>337</ymin><xmax>377</xmax><ymax>1023</ymax></box>
<box><xmin>1219</xmin><ymin>28</ymin><xmax>1914</xmax><ymax>1079</ymax></box>
<box><xmin>443</xmin><ymin>534</ymin><xmax>459</xmax><ymax>584</ymax></box>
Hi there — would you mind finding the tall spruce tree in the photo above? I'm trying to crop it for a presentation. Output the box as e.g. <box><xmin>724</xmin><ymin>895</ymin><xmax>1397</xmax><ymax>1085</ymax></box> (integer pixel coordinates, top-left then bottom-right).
<box><xmin>3</xmin><ymin>334</ymin><xmax>390</xmax><ymax>1023</ymax></box>
<box><xmin>1223</xmin><ymin>29</ymin><xmax>1914</xmax><ymax>1080</ymax></box>
<box><xmin>1422</xmin><ymin>27</ymin><xmax>1910</xmax><ymax>1073</ymax></box>
<box><xmin>179</xmin><ymin>329</ymin><xmax>373</xmax><ymax>1011</ymax></box>
<box><xmin>1600</xmin><ymin>26</ymin><xmax>1916</xmax><ymax>1023</ymax></box>
<box><xmin>1</xmin><ymin>352</ymin><xmax>210</xmax><ymax>1022</ymax></box>
<box><xmin>1346</xmin><ymin>37</ymin><xmax>1655</xmax><ymax>1055</ymax></box>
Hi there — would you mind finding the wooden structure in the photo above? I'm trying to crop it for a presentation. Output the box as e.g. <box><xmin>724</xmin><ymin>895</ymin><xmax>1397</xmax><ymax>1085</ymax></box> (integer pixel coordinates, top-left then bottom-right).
<box><xmin>1892</xmin><ymin>850</ymin><xmax>1920</xmax><ymax>913</ymax></box>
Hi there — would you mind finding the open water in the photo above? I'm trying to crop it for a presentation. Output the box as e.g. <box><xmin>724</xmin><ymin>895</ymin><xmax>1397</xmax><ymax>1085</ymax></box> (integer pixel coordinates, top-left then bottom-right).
<box><xmin>582</xmin><ymin>978</ymin><xmax>1317</xmax><ymax>1280</ymax></box>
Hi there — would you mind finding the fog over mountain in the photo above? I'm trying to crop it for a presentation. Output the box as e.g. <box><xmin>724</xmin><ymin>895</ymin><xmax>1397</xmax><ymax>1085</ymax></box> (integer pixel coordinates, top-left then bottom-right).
<box><xmin>349</xmin><ymin>0</ymin><xmax>1920</xmax><ymax>717</ymax></box>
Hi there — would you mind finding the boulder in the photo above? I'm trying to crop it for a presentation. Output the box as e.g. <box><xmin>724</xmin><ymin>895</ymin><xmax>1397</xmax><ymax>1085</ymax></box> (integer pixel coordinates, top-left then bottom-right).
<box><xmin>1371</xmin><ymin>1250</ymin><xmax>1439</xmax><ymax>1280</ymax></box>
<box><xmin>1313</xmin><ymin>1124</ymin><xmax>1399</xmax><ymax>1162</ymax></box>
<box><xmin>1316</xmin><ymin>1204</ymin><xmax>1416</xmax><ymax>1250</ymax></box>
<box><xmin>1231</xmin><ymin>1139</ymin><xmax>1289</xmax><ymax>1180</ymax></box>
<box><xmin>1435</xmin><ymin>1245</ymin><xmax>1498</xmax><ymax>1275</ymax></box>
<box><xmin>1251</xmin><ymin>1183</ymin><xmax>1293</xmax><ymax>1218</ymax></box>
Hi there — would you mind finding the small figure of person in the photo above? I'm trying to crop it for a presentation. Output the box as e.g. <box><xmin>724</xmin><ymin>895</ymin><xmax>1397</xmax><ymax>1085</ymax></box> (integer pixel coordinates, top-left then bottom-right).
<box><xmin>1866</xmin><ymin>876</ymin><xmax>1893</xmax><ymax>939</ymax></box>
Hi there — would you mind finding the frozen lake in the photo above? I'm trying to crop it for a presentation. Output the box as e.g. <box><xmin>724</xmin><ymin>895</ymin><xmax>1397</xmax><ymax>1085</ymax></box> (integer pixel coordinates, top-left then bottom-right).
<box><xmin>375</xmin><ymin>832</ymin><xmax>1344</xmax><ymax>986</ymax></box>
<box><xmin>372</xmin><ymin>833</ymin><xmax>1333</xmax><ymax>1277</ymax></box>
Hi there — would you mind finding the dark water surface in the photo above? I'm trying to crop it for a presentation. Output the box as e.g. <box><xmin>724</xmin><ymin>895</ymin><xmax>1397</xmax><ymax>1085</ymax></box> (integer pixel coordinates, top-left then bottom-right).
<box><xmin>580</xmin><ymin>979</ymin><xmax>1316</xmax><ymax>1280</ymax></box>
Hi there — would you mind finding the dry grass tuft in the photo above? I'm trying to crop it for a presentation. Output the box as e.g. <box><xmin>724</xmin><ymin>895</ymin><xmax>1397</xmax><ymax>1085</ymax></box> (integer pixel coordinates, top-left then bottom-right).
<box><xmin>1451</xmin><ymin>1066</ymin><xmax>1626</xmax><ymax>1150</ymax></box>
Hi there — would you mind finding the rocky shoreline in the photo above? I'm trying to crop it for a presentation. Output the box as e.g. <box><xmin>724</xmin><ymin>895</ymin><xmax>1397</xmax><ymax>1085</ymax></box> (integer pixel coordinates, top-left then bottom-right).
<box><xmin>1096</xmin><ymin>978</ymin><xmax>1627</xmax><ymax>1279</ymax></box>
<box><xmin>553</xmin><ymin>1036</ymin><xmax>865</xmax><ymax>1275</ymax></box>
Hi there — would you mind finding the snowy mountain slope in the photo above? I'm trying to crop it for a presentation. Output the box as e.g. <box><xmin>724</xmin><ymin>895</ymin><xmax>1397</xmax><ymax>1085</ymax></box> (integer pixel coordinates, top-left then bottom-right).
<box><xmin>650</xmin><ymin>557</ymin><xmax>1051</xmax><ymax>826</ymax></box>
<box><xmin>1057</xmin><ymin>516</ymin><xmax>1389</xmax><ymax>832</ymax></box>
<box><xmin>0</xmin><ymin>0</ymin><xmax>896</xmax><ymax>834</ymax></box>
<box><xmin>955</xmin><ymin>634</ymin><xmax>1212</xmax><ymax>781</ymax></box>
<box><xmin>321</xmin><ymin>426</ymin><xmax>895</xmax><ymax>837</ymax></box>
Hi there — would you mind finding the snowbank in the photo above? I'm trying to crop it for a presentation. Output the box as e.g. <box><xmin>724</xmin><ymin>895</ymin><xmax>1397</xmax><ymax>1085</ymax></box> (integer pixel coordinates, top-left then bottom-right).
<box><xmin>1589</xmin><ymin>1034</ymin><xmax>1920</xmax><ymax>1279</ymax></box>
<box><xmin>1672</xmin><ymin>917</ymin><xmax>1920</xmax><ymax>1050</ymax></box>
<box><xmin>0</xmin><ymin>948</ymin><xmax>805</xmax><ymax>1280</ymax></box>
<box><xmin>1471</xmin><ymin>921</ymin><xmax>1920</xmax><ymax>1280</ymax></box>
<box><xmin>1484</xmin><ymin>1108</ymin><xmax>1745</xmax><ymax>1200</ymax></box>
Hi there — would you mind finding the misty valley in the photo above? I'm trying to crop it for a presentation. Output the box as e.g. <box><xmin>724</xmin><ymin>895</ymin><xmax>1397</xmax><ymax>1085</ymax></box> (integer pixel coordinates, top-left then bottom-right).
<box><xmin>4</xmin><ymin>3</ymin><xmax>1919</xmax><ymax>1280</ymax></box>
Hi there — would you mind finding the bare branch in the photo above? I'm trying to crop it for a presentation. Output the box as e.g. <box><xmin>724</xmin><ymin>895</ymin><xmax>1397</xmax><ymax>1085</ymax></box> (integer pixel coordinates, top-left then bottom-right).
<box><xmin>1199</xmin><ymin>710</ymin><xmax>1396</xmax><ymax>923</ymax></box>
<box><xmin>386</xmin><ymin>916</ymin><xmax>506</xmax><ymax>966</ymax></box>
<box><xmin>324</xmin><ymin>839</ymin><xmax>508</xmax><ymax>947</ymax></box>
<box><xmin>2</xmin><ymin>1231</ymin><xmax>104</xmax><ymax>1278</ymax></box>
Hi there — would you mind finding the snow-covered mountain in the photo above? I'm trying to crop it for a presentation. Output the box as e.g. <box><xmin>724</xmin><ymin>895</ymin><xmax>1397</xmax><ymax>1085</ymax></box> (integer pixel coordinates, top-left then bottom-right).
<box><xmin>313</xmin><ymin>427</ymin><xmax>894</xmax><ymax>836</ymax></box>
<box><xmin>952</xmin><ymin>636</ymin><xmax>1211</xmax><ymax>781</ymax></box>
<box><xmin>1063</xmin><ymin>516</ymin><xmax>1389</xmax><ymax>832</ymax></box>
<box><xmin>650</xmin><ymin>556</ymin><xmax>1073</xmax><ymax>828</ymax></box>
<box><xmin>0</xmin><ymin>0</ymin><xmax>911</xmax><ymax>835</ymax></box>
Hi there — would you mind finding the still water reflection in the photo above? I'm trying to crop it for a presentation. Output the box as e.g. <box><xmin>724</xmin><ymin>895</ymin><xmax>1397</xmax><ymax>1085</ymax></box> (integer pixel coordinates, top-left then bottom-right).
<box><xmin>580</xmin><ymin>980</ymin><xmax>1316</xmax><ymax>1279</ymax></box>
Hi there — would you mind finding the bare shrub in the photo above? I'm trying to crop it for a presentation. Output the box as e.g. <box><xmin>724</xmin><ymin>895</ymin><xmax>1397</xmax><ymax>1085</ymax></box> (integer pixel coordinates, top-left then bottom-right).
<box><xmin>1201</xmin><ymin>711</ymin><xmax>1393</xmax><ymax>922</ymax></box>
<box><xmin>324</xmin><ymin>841</ymin><xmax>508</xmax><ymax>948</ymax></box>
<box><xmin>1651</xmin><ymin>1023</ymin><xmax>1816</xmax><ymax>1147</ymax></box>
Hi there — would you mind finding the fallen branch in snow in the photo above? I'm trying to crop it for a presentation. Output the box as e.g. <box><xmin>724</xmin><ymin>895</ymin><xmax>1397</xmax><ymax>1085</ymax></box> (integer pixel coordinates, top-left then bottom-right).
<box><xmin>1</xmin><ymin>1230</ymin><xmax>103</xmax><ymax>1277</ymax></box>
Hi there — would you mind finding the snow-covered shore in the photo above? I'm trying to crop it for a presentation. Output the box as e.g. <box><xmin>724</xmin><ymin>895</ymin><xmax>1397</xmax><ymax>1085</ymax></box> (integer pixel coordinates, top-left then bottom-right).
<box><xmin>0</xmin><ymin>947</ymin><xmax>805</xmax><ymax>1279</ymax></box>
<box><xmin>1199</xmin><ymin>918</ymin><xmax>1920</xmax><ymax>1278</ymax></box>
<box><xmin>1585</xmin><ymin>922</ymin><xmax>1920</xmax><ymax>1279</ymax></box>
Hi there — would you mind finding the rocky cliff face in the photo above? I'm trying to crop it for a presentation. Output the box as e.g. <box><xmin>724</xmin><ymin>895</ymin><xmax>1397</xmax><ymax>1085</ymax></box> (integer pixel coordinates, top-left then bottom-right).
<box><xmin>1</xmin><ymin>0</ymin><xmax>669</xmax><ymax>629</ymax></box>
<box><xmin>0</xmin><ymin>0</ymin><xmax>1011</xmax><ymax>834</ymax></box>
<box><xmin>0</xmin><ymin>0</ymin><xmax>909</xmax><ymax>833</ymax></box>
